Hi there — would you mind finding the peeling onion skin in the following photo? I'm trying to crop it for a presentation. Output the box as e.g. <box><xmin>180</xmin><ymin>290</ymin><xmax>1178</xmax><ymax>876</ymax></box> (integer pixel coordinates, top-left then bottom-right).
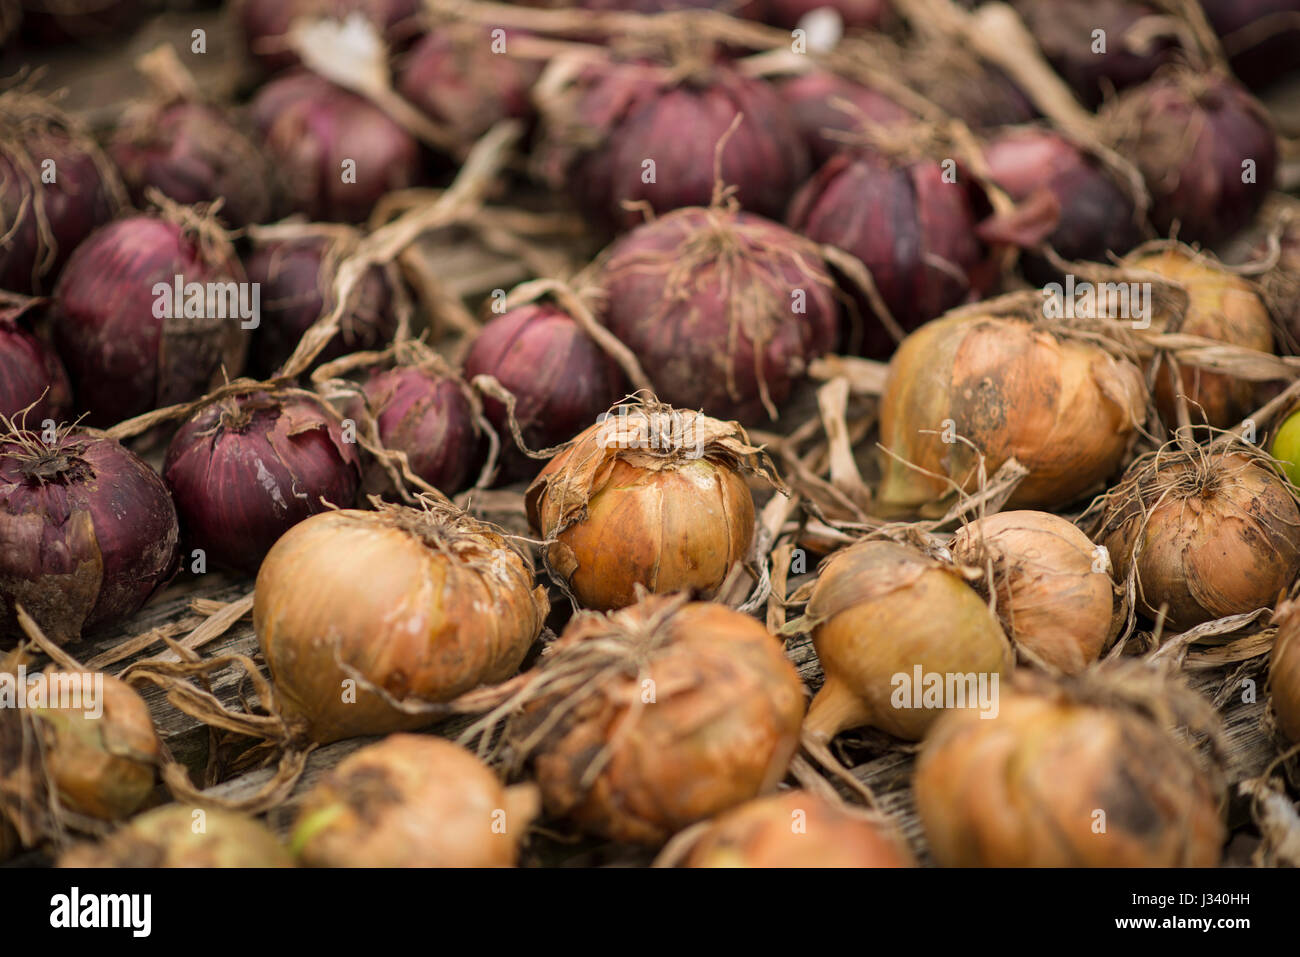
<box><xmin>1270</xmin><ymin>601</ymin><xmax>1300</xmax><ymax>744</ymax></box>
<box><xmin>59</xmin><ymin>805</ymin><xmax>294</xmax><ymax>868</ymax></box>
<box><xmin>163</xmin><ymin>391</ymin><xmax>362</xmax><ymax>574</ymax></box>
<box><xmin>0</xmin><ymin>302</ymin><xmax>71</xmax><ymax>424</ymax></box>
<box><xmin>293</xmin><ymin>735</ymin><xmax>539</xmax><ymax>867</ymax></box>
<box><xmin>0</xmin><ymin>428</ymin><xmax>180</xmax><ymax>644</ymax></box>
<box><xmin>255</xmin><ymin>507</ymin><xmax>549</xmax><ymax>745</ymax></box>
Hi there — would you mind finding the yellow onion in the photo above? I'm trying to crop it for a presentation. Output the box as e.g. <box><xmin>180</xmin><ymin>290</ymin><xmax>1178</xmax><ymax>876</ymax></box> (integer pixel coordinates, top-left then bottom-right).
<box><xmin>59</xmin><ymin>805</ymin><xmax>293</xmax><ymax>868</ymax></box>
<box><xmin>804</xmin><ymin>541</ymin><xmax>1012</xmax><ymax>746</ymax></box>
<box><xmin>878</xmin><ymin>310</ymin><xmax>1146</xmax><ymax>516</ymax></box>
<box><xmin>292</xmin><ymin>734</ymin><xmax>539</xmax><ymax>867</ymax></box>
<box><xmin>676</xmin><ymin>790</ymin><xmax>914</xmax><ymax>868</ymax></box>
<box><xmin>1094</xmin><ymin>448</ymin><xmax>1300</xmax><ymax>629</ymax></box>
<box><xmin>915</xmin><ymin>669</ymin><xmax>1225</xmax><ymax>867</ymax></box>
<box><xmin>254</xmin><ymin>500</ymin><xmax>549</xmax><ymax>745</ymax></box>
<box><xmin>525</xmin><ymin>400</ymin><xmax>777</xmax><ymax>610</ymax></box>
<box><xmin>1269</xmin><ymin>600</ymin><xmax>1300</xmax><ymax>744</ymax></box>
<box><xmin>503</xmin><ymin>595</ymin><xmax>805</xmax><ymax>845</ymax></box>
<box><xmin>951</xmin><ymin>511</ymin><xmax>1118</xmax><ymax>674</ymax></box>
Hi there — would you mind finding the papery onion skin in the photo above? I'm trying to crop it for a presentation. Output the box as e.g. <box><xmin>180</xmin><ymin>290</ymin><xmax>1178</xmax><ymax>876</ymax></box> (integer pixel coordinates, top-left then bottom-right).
<box><xmin>255</xmin><ymin>506</ymin><xmax>549</xmax><ymax>744</ymax></box>
<box><xmin>1270</xmin><ymin>600</ymin><xmax>1300</xmax><ymax>744</ymax></box>
<box><xmin>916</xmin><ymin>681</ymin><xmax>1224</xmax><ymax>867</ymax></box>
<box><xmin>59</xmin><ymin>805</ymin><xmax>294</xmax><ymax>867</ymax></box>
<box><xmin>681</xmin><ymin>790</ymin><xmax>914</xmax><ymax>868</ymax></box>
<box><xmin>951</xmin><ymin>511</ymin><xmax>1116</xmax><ymax>674</ymax></box>
<box><xmin>235</xmin><ymin>0</ymin><xmax>420</xmax><ymax>72</ymax></box>
<box><xmin>600</xmin><ymin>207</ymin><xmax>838</xmax><ymax>423</ymax></box>
<box><xmin>878</xmin><ymin>312</ymin><xmax>1146</xmax><ymax>515</ymax></box>
<box><xmin>163</xmin><ymin>391</ymin><xmax>361</xmax><ymax>574</ymax></box>
<box><xmin>776</xmin><ymin>71</ymin><xmax>912</xmax><ymax>166</ymax></box>
<box><xmin>805</xmin><ymin>540</ymin><xmax>1013</xmax><ymax>743</ymax></box>
<box><xmin>293</xmin><ymin>735</ymin><xmax>539</xmax><ymax>867</ymax></box>
<box><xmin>0</xmin><ymin>428</ymin><xmax>180</xmax><ymax>644</ymax></box>
<box><xmin>51</xmin><ymin>215</ymin><xmax>248</xmax><ymax>427</ymax></box>
<box><xmin>463</xmin><ymin>303</ymin><xmax>626</xmax><ymax>481</ymax></box>
<box><xmin>512</xmin><ymin>596</ymin><xmax>806</xmax><ymax>845</ymax></box>
<box><xmin>0</xmin><ymin>301</ymin><xmax>71</xmax><ymax>424</ymax></box>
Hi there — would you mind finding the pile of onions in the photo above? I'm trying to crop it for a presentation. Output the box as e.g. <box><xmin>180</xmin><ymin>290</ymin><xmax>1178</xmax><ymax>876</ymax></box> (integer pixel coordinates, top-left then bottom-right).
<box><xmin>526</xmin><ymin>401</ymin><xmax>775</xmax><ymax>610</ymax></box>
<box><xmin>1269</xmin><ymin>600</ymin><xmax>1300</xmax><ymax>744</ymax></box>
<box><xmin>0</xmin><ymin>426</ymin><xmax>179</xmax><ymax>644</ymax></box>
<box><xmin>1201</xmin><ymin>0</ymin><xmax>1300</xmax><ymax>89</ymax></box>
<box><xmin>51</xmin><ymin>211</ymin><xmax>248</xmax><ymax>427</ymax></box>
<box><xmin>599</xmin><ymin>207</ymin><xmax>838</xmax><ymax>423</ymax></box>
<box><xmin>0</xmin><ymin>89</ymin><xmax>121</xmax><ymax>295</ymax></box>
<box><xmin>878</xmin><ymin>310</ymin><xmax>1147</xmax><ymax>515</ymax></box>
<box><xmin>1105</xmin><ymin>71</ymin><xmax>1277</xmax><ymax>246</ymax></box>
<box><xmin>463</xmin><ymin>302</ymin><xmax>625</xmax><ymax>482</ymax></box>
<box><xmin>915</xmin><ymin>669</ymin><xmax>1225</xmax><ymax>866</ymax></box>
<box><xmin>0</xmin><ymin>297</ymin><xmax>71</xmax><ymax>424</ymax></box>
<box><xmin>59</xmin><ymin>805</ymin><xmax>293</xmax><ymax>867</ymax></box>
<box><xmin>503</xmin><ymin>595</ymin><xmax>805</xmax><ymax>845</ymax></box>
<box><xmin>110</xmin><ymin>101</ymin><xmax>277</xmax><ymax>229</ymax></box>
<box><xmin>671</xmin><ymin>790</ymin><xmax>913</xmax><ymax>867</ymax></box>
<box><xmin>235</xmin><ymin>0</ymin><xmax>420</xmax><ymax>72</ymax></box>
<box><xmin>951</xmin><ymin>511</ymin><xmax>1118</xmax><ymax>674</ymax></box>
<box><xmin>292</xmin><ymin>735</ymin><xmax>539</xmax><ymax>866</ymax></box>
<box><xmin>536</xmin><ymin>56</ymin><xmax>808</xmax><ymax>231</ymax></box>
<box><xmin>777</xmin><ymin>71</ymin><xmax>912</xmax><ymax>166</ymax></box>
<box><xmin>1092</xmin><ymin>448</ymin><xmax>1300</xmax><ymax>629</ymax></box>
<box><xmin>802</xmin><ymin>540</ymin><xmax>1012</xmax><ymax>745</ymax></box>
<box><xmin>249</xmin><ymin>71</ymin><xmax>421</xmax><ymax>223</ymax></box>
<box><xmin>163</xmin><ymin>390</ymin><xmax>362</xmax><ymax>574</ymax></box>
<box><xmin>244</xmin><ymin>228</ymin><xmax>398</xmax><ymax>378</ymax></box>
<box><xmin>254</xmin><ymin>501</ymin><xmax>549</xmax><ymax>744</ymax></box>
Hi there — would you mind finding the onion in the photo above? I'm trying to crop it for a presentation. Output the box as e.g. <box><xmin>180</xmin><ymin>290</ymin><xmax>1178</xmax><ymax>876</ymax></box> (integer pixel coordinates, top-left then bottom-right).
<box><xmin>249</xmin><ymin>71</ymin><xmax>421</xmax><ymax>223</ymax></box>
<box><xmin>676</xmin><ymin>790</ymin><xmax>913</xmax><ymax>867</ymax></box>
<box><xmin>878</xmin><ymin>310</ymin><xmax>1146</xmax><ymax>515</ymax></box>
<box><xmin>163</xmin><ymin>390</ymin><xmax>362</xmax><ymax>574</ymax></box>
<box><xmin>254</xmin><ymin>502</ymin><xmax>549</xmax><ymax>744</ymax></box>
<box><xmin>0</xmin><ymin>297</ymin><xmax>71</xmax><ymax>424</ymax></box>
<box><xmin>1270</xmin><ymin>406</ymin><xmax>1300</xmax><ymax>486</ymax></box>
<box><xmin>525</xmin><ymin>401</ymin><xmax>776</xmax><ymax>610</ymax></box>
<box><xmin>600</xmin><ymin>206</ymin><xmax>838</xmax><ymax>423</ymax></box>
<box><xmin>0</xmin><ymin>89</ymin><xmax>121</xmax><ymax>295</ymax></box>
<box><xmin>763</xmin><ymin>0</ymin><xmax>890</xmax><ymax>29</ymax></box>
<box><xmin>0</xmin><ymin>426</ymin><xmax>179</xmax><ymax>644</ymax></box>
<box><xmin>1105</xmin><ymin>71</ymin><xmax>1277</xmax><ymax>246</ymax></box>
<box><xmin>901</xmin><ymin>44</ymin><xmax>1037</xmax><ymax>131</ymax></box>
<box><xmin>1094</xmin><ymin>448</ymin><xmax>1300</xmax><ymax>629</ymax></box>
<box><xmin>803</xmin><ymin>540</ymin><xmax>1012</xmax><ymax>745</ymax></box>
<box><xmin>1269</xmin><ymin>599</ymin><xmax>1300</xmax><ymax>744</ymax></box>
<box><xmin>59</xmin><ymin>805</ymin><xmax>294</xmax><ymax>867</ymax></box>
<box><xmin>235</xmin><ymin>0</ymin><xmax>420</xmax><ymax>72</ymax></box>
<box><xmin>244</xmin><ymin>228</ymin><xmax>398</xmax><ymax>379</ymax></box>
<box><xmin>915</xmin><ymin>669</ymin><xmax>1225</xmax><ymax>866</ymax></box>
<box><xmin>776</xmin><ymin>71</ymin><xmax>913</xmax><ymax>166</ymax></box>
<box><xmin>536</xmin><ymin>57</ymin><xmax>809</xmax><ymax>231</ymax></box>
<box><xmin>1201</xmin><ymin>0</ymin><xmax>1300</xmax><ymax>89</ymax></box>
<box><xmin>503</xmin><ymin>594</ymin><xmax>805</xmax><ymax>845</ymax></box>
<box><xmin>951</xmin><ymin>511</ymin><xmax>1117</xmax><ymax>674</ymax></box>
<box><xmin>51</xmin><ymin>211</ymin><xmax>249</xmax><ymax>427</ymax></box>
<box><xmin>292</xmin><ymin>734</ymin><xmax>540</xmax><ymax>866</ymax></box>
<box><xmin>109</xmin><ymin>101</ymin><xmax>277</xmax><ymax>229</ymax></box>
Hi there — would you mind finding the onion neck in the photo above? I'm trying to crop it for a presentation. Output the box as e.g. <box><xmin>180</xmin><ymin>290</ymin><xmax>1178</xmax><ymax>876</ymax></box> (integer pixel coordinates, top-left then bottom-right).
<box><xmin>802</xmin><ymin>675</ymin><xmax>871</xmax><ymax>744</ymax></box>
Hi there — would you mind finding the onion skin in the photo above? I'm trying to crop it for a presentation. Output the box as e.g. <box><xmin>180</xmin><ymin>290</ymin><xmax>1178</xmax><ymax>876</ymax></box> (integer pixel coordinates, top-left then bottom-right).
<box><xmin>511</xmin><ymin>596</ymin><xmax>806</xmax><ymax>845</ymax></box>
<box><xmin>249</xmin><ymin>71</ymin><xmax>421</xmax><ymax>223</ymax></box>
<box><xmin>600</xmin><ymin>207</ymin><xmax>838</xmax><ymax>423</ymax></box>
<box><xmin>915</xmin><ymin>681</ymin><xmax>1224</xmax><ymax>867</ymax></box>
<box><xmin>0</xmin><ymin>428</ymin><xmax>180</xmax><ymax>644</ymax></box>
<box><xmin>255</xmin><ymin>506</ymin><xmax>549</xmax><ymax>744</ymax></box>
<box><xmin>293</xmin><ymin>735</ymin><xmax>539</xmax><ymax>867</ymax></box>
<box><xmin>0</xmin><ymin>301</ymin><xmax>71</xmax><ymax>424</ymax></box>
<box><xmin>163</xmin><ymin>391</ymin><xmax>361</xmax><ymax>574</ymax></box>
<box><xmin>59</xmin><ymin>805</ymin><xmax>294</xmax><ymax>867</ymax></box>
<box><xmin>878</xmin><ymin>312</ymin><xmax>1146</xmax><ymax>515</ymax></box>
<box><xmin>805</xmin><ymin>541</ymin><xmax>1013</xmax><ymax>743</ymax></box>
<box><xmin>463</xmin><ymin>303</ymin><xmax>625</xmax><ymax>481</ymax></box>
<box><xmin>1270</xmin><ymin>600</ymin><xmax>1300</xmax><ymax>744</ymax></box>
<box><xmin>1096</xmin><ymin>451</ymin><xmax>1300</xmax><ymax>630</ymax></box>
<box><xmin>51</xmin><ymin>215</ymin><xmax>248</xmax><ymax>427</ymax></box>
<box><xmin>951</xmin><ymin>511</ymin><xmax>1116</xmax><ymax>674</ymax></box>
<box><xmin>763</xmin><ymin>0</ymin><xmax>890</xmax><ymax>29</ymax></box>
<box><xmin>777</xmin><ymin>72</ymin><xmax>912</xmax><ymax>166</ymax></box>
<box><xmin>235</xmin><ymin>0</ymin><xmax>420</xmax><ymax>72</ymax></box>
<box><xmin>680</xmin><ymin>790</ymin><xmax>913</xmax><ymax>867</ymax></box>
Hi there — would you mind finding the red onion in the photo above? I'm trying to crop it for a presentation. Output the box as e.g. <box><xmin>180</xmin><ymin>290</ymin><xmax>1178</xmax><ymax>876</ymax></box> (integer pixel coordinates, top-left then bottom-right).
<box><xmin>163</xmin><ymin>390</ymin><xmax>360</xmax><ymax>573</ymax></box>
<box><xmin>0</xmin><ymin>90</ymin><xmax>121</xmax><ymax>295</ymax></box>
<box><xmin>51</xmin><ymin>212</ymin><xmax>249</xmax><ymax>427</ymax></box>
<box><xmin>235</xmin><ymin>0</ymin><xmax>420</xmax><ymax>72</ymax></box>
<box><xmin>243</xmin><ymin>229</ymin><xmax>397</xmax><ymax>378</ymax></box>
<box><xmin>0</xmin><ymin>426</ymin><xmax>179</xmax><ymax>644</ymax></box>
<box><xmin>600</xmin><ymin>206</ymin><xmax>837</xmax><ymax>422</ymax></box>
<box><xmin>763</xmin><ymin>0</ymin><xmax>890</xmax><ymax>29</ymax></box>
<box><xmin>110</xmin><ymin>101</ymin><xmax>277</xmax><ymax>229</ymax></box>
<box><xmin>902</xmin><ymin>46</ymin><xmax>1037</xmax><ymax>131</ymax></box>
<box><xmin>1200</xmin><ymin>0</ymin><xmax>1300</xmax><ymax>89</ymax></box>
<box><xmin>538</xmin><ymin>58</ymin><xmax>809</xmax><ymax>232</ymax></box>
<box><xmin>249</xmin><ymin>71</ymin><xmax>421</xmax><ymax>224</ymax></box>
<box><xmin>464</xmin><ymin>302</ymin><xmax>626</xmax><ymax>480</ymax></box>
<box><xmin>0</xmin><ymin>297</ymin><xmax>70</xmax><ymax>425</ymax></box>
<box><xmin>777</xmin><ymin>71</ymin><xmax>912</xmax><ymax>165</ymax></box>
